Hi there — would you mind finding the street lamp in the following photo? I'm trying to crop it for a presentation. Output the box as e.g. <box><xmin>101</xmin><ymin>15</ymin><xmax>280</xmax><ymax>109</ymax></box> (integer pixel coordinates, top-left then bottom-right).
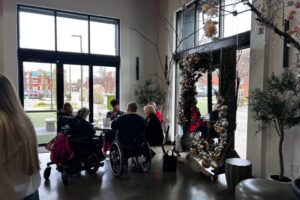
<box><xmin>71</xmin><ymin>34</ymin><xmax>84</xmax><ymax>108</ymax></box>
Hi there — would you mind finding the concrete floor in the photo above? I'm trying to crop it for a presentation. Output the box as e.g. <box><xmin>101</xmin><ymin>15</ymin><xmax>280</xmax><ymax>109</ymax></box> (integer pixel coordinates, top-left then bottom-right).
<box><xmin>38</xmin><ymin>149</ymin><xmax>233</xmax><ymax>200</ymax></box>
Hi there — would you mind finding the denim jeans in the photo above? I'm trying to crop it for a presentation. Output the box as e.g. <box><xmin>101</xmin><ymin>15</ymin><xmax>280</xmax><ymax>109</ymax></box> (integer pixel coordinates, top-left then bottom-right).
<box><xmin>24</xmin><ymin>190</ymin><xmax>39</xmax><ymax>200</ymax></box>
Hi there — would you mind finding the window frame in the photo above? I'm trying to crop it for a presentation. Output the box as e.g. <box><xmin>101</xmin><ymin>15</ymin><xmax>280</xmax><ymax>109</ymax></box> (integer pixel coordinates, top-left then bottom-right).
<box><xmin>17</xmin><ymin>5</ymin><xmax>120</xmax><ymax>123</ymax></box>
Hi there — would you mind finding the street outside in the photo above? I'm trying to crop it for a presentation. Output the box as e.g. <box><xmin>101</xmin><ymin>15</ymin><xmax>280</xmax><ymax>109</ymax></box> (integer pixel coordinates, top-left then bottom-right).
<box><xmin>235</xmin><ymin>105</ymin><xmax>248</xmax><ymax>159</ymax></box>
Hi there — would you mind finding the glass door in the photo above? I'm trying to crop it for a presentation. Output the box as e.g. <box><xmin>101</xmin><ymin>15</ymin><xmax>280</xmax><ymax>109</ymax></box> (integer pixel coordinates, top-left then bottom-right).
<box><xmin>63</xmin><ymin>64</ymin><xmax>90</xmax><ymax>112</ymax></box>
<box><xmin>93</xmin><ymin>66</ymin><xmax>116</xmax><ymax>126</ymax></box>
<box><xmin>23</xmin><ymin>62</ymin><xmax>57</xmax><ymax>145</ymax></box>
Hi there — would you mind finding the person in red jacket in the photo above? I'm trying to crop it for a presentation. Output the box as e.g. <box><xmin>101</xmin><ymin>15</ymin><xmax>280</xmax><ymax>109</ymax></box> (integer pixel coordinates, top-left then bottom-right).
<box><xmin>189</xmin><ymin>106</ymin><xmax>206</xmax><ymax>137</ymax></box>
<box><xmin>148</xmin><ymin>101</ymin><xmax>163</xmax><ymax>123</ymax></box>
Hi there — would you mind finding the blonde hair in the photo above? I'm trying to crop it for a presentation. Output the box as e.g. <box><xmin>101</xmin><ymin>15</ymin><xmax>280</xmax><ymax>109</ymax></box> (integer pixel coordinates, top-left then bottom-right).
<box><xmin>144</xmin><ymin>105</ymin><xmax>156</xmax><ymax>116</ymax></box>
<box><xmin>0</xmin><ymin>74</ymin><xmax>39</xmax><ymax>175</ymax></box>
<box><xmin>77</xmin><ymin>107</ymin><xmax>89</xmax><ymax>119</ymax></box>
<box><xmin>148</xmin><ymin>101</ymin><xmax>157</xmax><ymax>111</ymax></box>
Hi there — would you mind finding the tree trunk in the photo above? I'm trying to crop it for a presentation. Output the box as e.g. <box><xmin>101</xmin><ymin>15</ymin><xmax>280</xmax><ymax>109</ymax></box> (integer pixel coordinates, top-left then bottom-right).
<box><xmin>279</xmin><ymin>127</ymin><xmax>285</xmax><ymax>181</ymax></box>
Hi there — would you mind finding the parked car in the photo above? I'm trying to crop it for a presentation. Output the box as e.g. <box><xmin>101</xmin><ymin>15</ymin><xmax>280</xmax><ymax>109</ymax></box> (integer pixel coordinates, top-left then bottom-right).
<box><xmin>25</xmin><ymin>90</ymin><xmax>40</xmax><ymax>98</ymax></box>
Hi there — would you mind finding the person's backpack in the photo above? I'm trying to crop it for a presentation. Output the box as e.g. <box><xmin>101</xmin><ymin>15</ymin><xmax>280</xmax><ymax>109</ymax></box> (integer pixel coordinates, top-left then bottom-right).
<box><xmin>50</xmin><ymin>134</ymin><xmax>74</xmax><ymax>164</ymax></box>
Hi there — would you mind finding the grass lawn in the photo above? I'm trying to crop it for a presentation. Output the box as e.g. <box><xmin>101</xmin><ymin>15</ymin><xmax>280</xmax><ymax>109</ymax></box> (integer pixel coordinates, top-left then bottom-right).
<box><xmin>27</xmin><ymin>112</ymin><xmax>56</xmax><ymax>128</ymax></box>
<box><xmin>37</xmin><ymin>134</ymin><xmax>56</xmax><ymax>144</ymax></box>
<box><xmin>197</xmin><ymin>100</ymin><xmax>208</xmax><ymax>115</ymax></box>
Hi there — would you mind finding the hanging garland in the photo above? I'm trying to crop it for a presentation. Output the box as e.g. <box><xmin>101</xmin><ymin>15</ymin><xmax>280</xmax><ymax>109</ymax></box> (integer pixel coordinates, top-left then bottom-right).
<box><xmin>178</xmin><ymin>53</ymin><xmax>210</xmax><ymax>130</ymax></box>
<box><xmin>190</xmin><ymin>94</ymin><xmax>229</xmax><ymax>170</ymax></box>
<box><xmin>178</xmin><ymin>49</ymin><xmax>236</xmax><ymax>180</ymax></box>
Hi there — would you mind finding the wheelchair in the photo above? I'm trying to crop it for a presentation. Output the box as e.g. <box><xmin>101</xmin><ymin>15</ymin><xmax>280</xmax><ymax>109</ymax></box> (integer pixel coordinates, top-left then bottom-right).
<box><xmin>109</xmin><ymin>139</ymin><xmax>152</xmax><ymax>177</ymax></box>
<box><xmin>43</xmin><ymin>118</ymin><xmax>105</xmax><ymax>185</ymax></box>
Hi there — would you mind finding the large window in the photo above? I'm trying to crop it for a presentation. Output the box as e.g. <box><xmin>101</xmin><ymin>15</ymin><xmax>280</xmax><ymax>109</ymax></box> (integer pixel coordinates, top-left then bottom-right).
<box><xmin>18</xmin><ymin>5</ymin><xmax>119</xmax><ymax>55</ymax></box>
<box><xmin>18</xmin><ymin>5</ymin><xmax>120</xmax><ymax>145</ymax></box>
<box><xmin>224</xmin><ymin>0</ymin><xmax>252</xmax><ymax>37</ymax></box>
<box><xmin>176</xmin><ymin>0</ymin><xmax>251</xmax><ymax>51</ymax></box>
<box><xmin>19</xmin><ymin>7</ymin><xmax>55</xmax><ymax>50</ymax></box>
<box><xmin>57</xmin><ymin>13</ymin><xmax>89</xmax><ymax>53</ymax></box>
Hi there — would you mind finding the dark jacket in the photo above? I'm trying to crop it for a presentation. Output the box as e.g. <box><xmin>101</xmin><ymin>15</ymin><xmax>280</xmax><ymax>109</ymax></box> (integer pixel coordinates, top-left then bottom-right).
<box><xmin>76</xmin><ymin>116</ymin><xmax>96</xmax><ymax>139</ymax></box>
<box><xmin>145</xmin><ymin>113</ymin><xmax>164</xmax><ymax>146</ymax></box>
<box><xmin>106</xmin><ymin>110</ymin><xmax>125</xmax><ymax>121</ymax></box>
<box><xmin>111</xmin><ymin>113</ymin><xmax>145</xmax><ymax>147</ymax></box>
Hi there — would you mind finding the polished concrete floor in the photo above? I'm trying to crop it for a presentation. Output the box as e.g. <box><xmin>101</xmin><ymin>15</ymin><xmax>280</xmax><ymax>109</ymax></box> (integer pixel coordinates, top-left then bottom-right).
<box><xmin>38</xmin><ymin>149</ymin><xmax>233</xmax><ymax>200</ymax></box>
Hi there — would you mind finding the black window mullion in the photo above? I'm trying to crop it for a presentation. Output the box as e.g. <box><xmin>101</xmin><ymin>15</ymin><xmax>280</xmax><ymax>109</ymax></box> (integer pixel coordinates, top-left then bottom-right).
<box><xmin>207</xmin><ymin>71</ymin><xmax>212</xmax><ymax>113</ymax></box>
<box><xmin>18</xmin><ymin>59</ymin><xmax>24</xmax><ymax>106</ymax></box>
<box><xmin>116</xmin><ymin>66</ymin><xmax>120</xmax><ymax>101</ymax></box>
<box><xmin>56</xmin><ymin>62</ymin><xmax>64</xmax><ymax>112</ymax></box>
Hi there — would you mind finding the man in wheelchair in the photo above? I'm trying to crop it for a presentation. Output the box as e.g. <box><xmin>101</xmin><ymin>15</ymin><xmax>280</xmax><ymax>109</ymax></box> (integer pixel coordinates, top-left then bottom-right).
<box><xmin>110</xmin><ymin>102</ymin><xmax>152</xmax><ymax>177</ymax></box>
<box><xmin>111</xmin><ymin>102</ymin><xmax>145</xmax><ymax>147</ymax></box>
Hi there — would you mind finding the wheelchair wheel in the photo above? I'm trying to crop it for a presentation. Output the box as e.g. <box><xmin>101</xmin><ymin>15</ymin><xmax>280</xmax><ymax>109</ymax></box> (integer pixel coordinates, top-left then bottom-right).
<box><xmin>86</xmin><ymin>154</ymin><xmax>100</xmax><ymax>174</ymax></box>
<box><xmin>110</xmin><ymin>142</ymin><xmax>124</xmax><ymax>177</ymax></box>
<box><xmin>135</xmin><ymin>143</ymin><xmax>151</xmax><ymax>173</ymax></box>
<box><xmin>43</xmin><ymin>166</ymin><xmax>51</xmax><ymax>180</ymax></box>
<box><xmin>61</xmin><ymin>171</ymin><xmax>68</xmax><ymax>185</ymax></box>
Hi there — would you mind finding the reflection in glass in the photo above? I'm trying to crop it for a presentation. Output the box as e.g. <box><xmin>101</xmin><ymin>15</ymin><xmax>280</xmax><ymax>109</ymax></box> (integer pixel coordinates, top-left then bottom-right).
<box><xmin>23</xmin><ymin>62</ymin><xmax>56</xmax><ymax>111</ymax></box>
<box><xmin>63</xmin><ymin>65</ymin><xmax>89</xmax><ymax>112</ymax></box>
<box><xmin>196</xmin><ymin>72</ymin><xmax>208</xmax><ymax>116</ymax></box>
<box><xmin>90</xmin><ymin>21</ymin><xmax>117</xmax><ymax>55</ymax></box>
<box><xmin>93</xmin><ymin>67</ymin><xmax>116</xmax><ymax>124</ymax></box>
<box><xmin>57</xmin><ymin>13</ymin><xmax>88</xmax><ymax>53</ymax></box>
<box><xmin>19</xmin><ymin>11</ymin><xmax>55</xmax><ymax>50</ymax></box>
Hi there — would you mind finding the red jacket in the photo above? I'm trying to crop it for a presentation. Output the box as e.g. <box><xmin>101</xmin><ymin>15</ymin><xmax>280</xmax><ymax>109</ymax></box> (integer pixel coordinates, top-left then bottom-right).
<box><xmin>156</xmin><ymin>111</ymin><xmax>163</xmax><ymax>123</ymax></box>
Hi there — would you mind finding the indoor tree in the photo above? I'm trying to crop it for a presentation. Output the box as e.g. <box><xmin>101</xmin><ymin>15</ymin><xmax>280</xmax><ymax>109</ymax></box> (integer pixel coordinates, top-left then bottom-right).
<box><xmin>249</xmin><ymin>69</ymin><xmax>300</xmax><ymax>181</ymax></box>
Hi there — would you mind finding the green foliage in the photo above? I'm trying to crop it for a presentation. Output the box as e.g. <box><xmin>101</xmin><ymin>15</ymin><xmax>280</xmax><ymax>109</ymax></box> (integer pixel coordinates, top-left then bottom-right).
<box><xmin>107</xmin><ymin>95</ymin><xmax>116</xmax><ymax>110</ymax></box>
<box><xmin>250</xmin><ymin>69</ymin><xmax>300</xmax><ymax>131</ymax></box>
<box><xmin>134</xmin><ymin>79</ymin><xmax>165</xmax><ymax>106</ymax></box>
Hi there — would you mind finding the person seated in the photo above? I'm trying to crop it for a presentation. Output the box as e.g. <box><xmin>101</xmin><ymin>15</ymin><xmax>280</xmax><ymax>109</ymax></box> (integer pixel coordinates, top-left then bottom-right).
<box><xmin>103</xmin><ymin>99</ymin><xmax>125</xmax><ymax>154</ymax></box>
<box><xmin>148</xmin><ymin>101</ymin><xmax>163</xmax><ymax>123</ymax></box>
<box><xmin>144</xmin><ymin>105</ymin><xmax>164</xmax><ymax>158</ymax></box>
<box><xmin>111</xmin><ymin>102</ymin><xmax>145</xmax><ymax>147</ymax></box>
<box><xmin>75</xmin><ymin>107</ymin><xmax>95</xmax><ymax>139</ymax></box>
<box><xmin>189</xmin><ymin>106</ymin><xmax>207</xmax><ymax>138</ymax></box>
<box><xmin>106</xmin><ymin>99</ymin><xmax>125</xmax><ymax>120</ymax></box>
<box><xmin>57</xmin><ymin>102</ymin><xmax>74</xmax><ymax>132</ymax></box>
<box><xmin>71</xmin><ymin>108</ymin><xmax>104</xmax><ymax>161</ymax></box>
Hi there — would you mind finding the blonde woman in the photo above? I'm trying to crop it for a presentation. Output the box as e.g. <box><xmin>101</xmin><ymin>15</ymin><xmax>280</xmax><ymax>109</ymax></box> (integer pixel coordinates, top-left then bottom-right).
<box><xmin>0</xmin><ymin>74</ymin><xmax>40</xmax><ymax>200</ymax></box>
<box><xmin>144</xmin><ymin>105</ymin><xmax>164</xmax><ymax>158</ymax></box>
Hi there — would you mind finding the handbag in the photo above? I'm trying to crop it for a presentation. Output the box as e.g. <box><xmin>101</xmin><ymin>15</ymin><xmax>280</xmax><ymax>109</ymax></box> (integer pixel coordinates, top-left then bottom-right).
<box><xmin>45</xmin><ymin>133</ymin><xmax>60</xmax><ymax>151</ymax></box>
<box><xmin>162</xmin><ymin>147</ymin><xmax>178</xmax><ymax>172</ymax></box>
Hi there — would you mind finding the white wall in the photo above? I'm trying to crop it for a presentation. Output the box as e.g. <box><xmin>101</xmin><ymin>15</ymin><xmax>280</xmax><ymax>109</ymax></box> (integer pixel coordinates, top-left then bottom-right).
<box><xmin>1</xmin><ymin>0</ymin><xmax>161</xmax><ymax>112</ymax></box>
<box><xmin>157</xmin><ymin>0</ymin><xmax>182</xmax><ymax>141</ymax></box>
<box><xmin>247</xmin><ymin>0</ymin><xmax>300</xmax><ymax>179</ymax></box>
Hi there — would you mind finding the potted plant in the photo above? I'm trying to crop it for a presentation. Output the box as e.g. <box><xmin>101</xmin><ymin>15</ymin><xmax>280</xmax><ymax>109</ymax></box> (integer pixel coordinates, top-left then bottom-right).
<box><xmin>134</xmin><ymin>78</ymin><xmax>165</xmax><ymax>106</ymax></box>
<box><xmin>293</xmin><ymin>178</ymin><xmax>300</xmax><ymax>199</ymax></box>
<box><xmin>249</xmin><ymin>69</ymin><xmax>300</xmax><ymax>182</ymax></box>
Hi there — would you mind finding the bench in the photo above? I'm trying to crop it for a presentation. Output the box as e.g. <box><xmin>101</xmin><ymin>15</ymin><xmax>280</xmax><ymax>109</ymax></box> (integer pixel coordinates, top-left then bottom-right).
<box><xmin>45</xmin><ymin>118</ymin><xmax>56</xmax><ymax>132</ymax></box>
